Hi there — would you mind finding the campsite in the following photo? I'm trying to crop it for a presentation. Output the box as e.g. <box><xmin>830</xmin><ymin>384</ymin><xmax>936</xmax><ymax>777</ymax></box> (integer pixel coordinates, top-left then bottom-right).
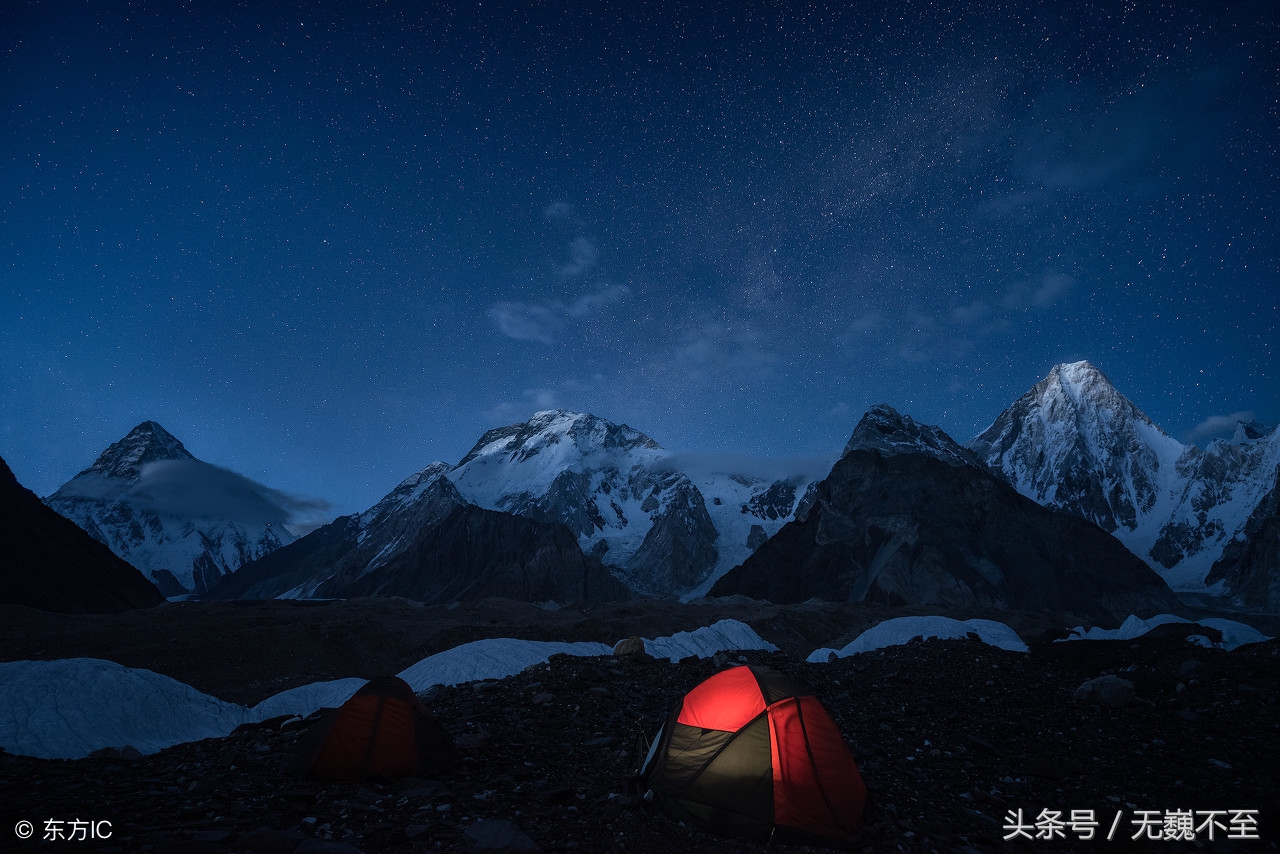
<box><xmin>2</xmin><ymin>596</ymin><xmax>1277</xmax><ymax>852</ymax></box>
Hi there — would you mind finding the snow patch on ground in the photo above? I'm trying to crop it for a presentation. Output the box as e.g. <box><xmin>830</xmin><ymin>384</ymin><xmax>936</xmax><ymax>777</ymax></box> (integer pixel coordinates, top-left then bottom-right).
<box><xmin>250</xmin><ymin>678</ymin><xmax>369</xmax><ymax>720</ymax></box>
<box><xmin>1059</xmin><ymin>613</ymin><xmax>1271</xmax><ymax>651</ymax></box>
<box><xmin>397</xmin><ymin>638</ymin><xmax>614</xmax><ymax>692</ymax></box>
<box><xmin>0</xmin><ymin>619</ymin><xmax>784</xmax><ymax>758</ymax></box>
<box><xmin>643</xmin><ymin>619</ymin><xmax>776</xmax><ymax>661</ymax></box>
<box><xmin>0</xmin><ymin>659</ymin><xmax>256</xmax><ymax>760</ymax></box>
<box><xmin>807</xmin><ymin>616</ymin><xmax>1029</xmax><ymax>662</ymax></box>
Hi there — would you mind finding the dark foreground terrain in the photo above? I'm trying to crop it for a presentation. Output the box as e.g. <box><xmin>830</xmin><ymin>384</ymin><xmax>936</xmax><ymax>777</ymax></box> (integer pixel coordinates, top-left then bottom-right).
<box><xmin>1</xmin><ymin>598</ymin><xmax>1278</xmax><ymax>852</ymax></box>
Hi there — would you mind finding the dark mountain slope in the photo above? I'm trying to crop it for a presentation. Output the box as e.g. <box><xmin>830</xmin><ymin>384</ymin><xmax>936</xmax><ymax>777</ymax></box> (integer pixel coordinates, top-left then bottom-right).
<box><xmin>207</xmin><ymin>475</ymin><xmax>630</xmax><ymax>604</ymax></box>
<box><xmin>711</xmin><ymin>406</ymin><xmax>1179</xmax><ymax>622</ymax></box>
<box><xmin>0</xmin><ymin>455</ymin><xmax>163</xmax><ymax>613</ymax></box>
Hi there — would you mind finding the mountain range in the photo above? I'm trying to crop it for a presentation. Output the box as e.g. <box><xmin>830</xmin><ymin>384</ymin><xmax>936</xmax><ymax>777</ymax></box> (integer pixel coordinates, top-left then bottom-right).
<box><xmin>203</xmin><ymin>410</ymin><xmax>811</xmax><ymax>603</ymax></box>
<box><xmin>29</xmin><ymin>361</ymin><xmax>1280</xmax><ymax>614</ymax></box>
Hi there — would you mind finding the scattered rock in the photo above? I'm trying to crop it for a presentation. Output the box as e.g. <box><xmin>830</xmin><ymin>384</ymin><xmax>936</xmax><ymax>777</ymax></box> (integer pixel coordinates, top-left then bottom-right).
<box><xmin>3</xmin><ymin>607</ymin><xmax>1278</xmax><ymax>854</ymax></box>
<box><xmin>1074</xmin><ymin>675</ymin><xmax>1136</xmax><ymax>708</ymax></box>
<box><xmin>612</xmin><ymin>637</ymin><xmax>645</xmax><ymax>657</ymax></box>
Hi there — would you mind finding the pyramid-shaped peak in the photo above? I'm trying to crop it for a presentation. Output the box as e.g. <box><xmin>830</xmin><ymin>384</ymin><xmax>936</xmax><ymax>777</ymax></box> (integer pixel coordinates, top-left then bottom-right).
<box><xmin>1048</xmin><ymin>360</ymin><xmax>1118</xmax><ymax>392</ymax></box>
<box><xmin>1056</xmin><ymin>359</ymin><xmax>1101</xmax><ymax>375</ymax></box>
<box><xmin>85</xmin><ymin>421</ymin><xmax>196</xmax><ymax>481</ymax></box>
<box><xmin>1028</xmin><ymin>361</ymin><xmax>1145</xmax><ymax>418</ymax></box>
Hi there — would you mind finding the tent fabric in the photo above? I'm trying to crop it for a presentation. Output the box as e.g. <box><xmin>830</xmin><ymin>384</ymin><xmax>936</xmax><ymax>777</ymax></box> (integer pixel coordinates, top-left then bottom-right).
<box><xmin>285</xmin><ymin>676</ymin><xmax>458</xmax><ymax>780</ymax></box>
<box><xmin>641</xmin><ymin>664</ymin><xmax>866</xmax><ymax>842</ymax></box>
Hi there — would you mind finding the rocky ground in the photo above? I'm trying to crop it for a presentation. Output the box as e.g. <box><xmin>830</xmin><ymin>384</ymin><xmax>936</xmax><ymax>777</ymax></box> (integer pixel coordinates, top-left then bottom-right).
<box><xmin>2</xmin><ymin>599</ymin><xmax>1278</xmax><ymax>852</ymax></box>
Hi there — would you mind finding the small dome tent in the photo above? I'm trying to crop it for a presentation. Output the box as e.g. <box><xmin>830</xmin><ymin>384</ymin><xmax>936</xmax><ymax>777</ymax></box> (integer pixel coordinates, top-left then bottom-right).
<box><xmin>639</xmin><ymin>664</ymin><xmax>866</xmax><ymax>842</ymax></box>
<box><xmin>285</xmin><ymin>676</ymin><xmax>459</xmax><ymax>780</ymax></box>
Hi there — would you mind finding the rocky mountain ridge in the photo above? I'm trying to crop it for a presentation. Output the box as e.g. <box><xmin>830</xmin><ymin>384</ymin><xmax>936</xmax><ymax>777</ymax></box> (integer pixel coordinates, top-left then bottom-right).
<box><xmin>710</xmin><ymin>406</ymin><xmax>1180</xmax><ymax>621</ymax></box>
<box><xmin>205</xmin><ymin>470</ymin><xmax>629</xmax><ymax>604</ymax></box>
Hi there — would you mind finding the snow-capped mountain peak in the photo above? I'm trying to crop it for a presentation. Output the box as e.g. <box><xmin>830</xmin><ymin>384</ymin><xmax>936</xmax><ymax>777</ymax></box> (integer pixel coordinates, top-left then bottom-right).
<box><xmin>968</xmin><ymin>361</ymin><xmax>1185</xmax><ymax>535</ymax></box>
<box><xmin>458</xmin><ymin>410</ymin><xmax>660</xmax><ymax>468</ymax></box>
<box><xmin>81</xmin><ymin>421</ymin><xmax>195</xmax><ymax>482</ymax></box>
<box><xmin>357</xmin><ymin>463</ymin><xmax>458</xmax><ymax>536</ymax></box>
<box><xmin>452</xmin><ymin>410</ymin><xmax>666</xmax><ymax>509</ymax></box>
<box><xmin>45</xmin><ymin>423</ymin><xmax>296</xmax><ymax>596</ymax></box>
<box><xmin>970</xmin><ymin>362</ymin><xmax>1280</xmax><ymax>602</ymax></box>
<box><xmin>1033</xmin><ymin>361</ymin><xmax>1173</xmax><ymax>442</ymax></box>
<box><xmin>444</xmin><ymin>409</ymin><xmax>815</xmax><ymax>599</ymax></box>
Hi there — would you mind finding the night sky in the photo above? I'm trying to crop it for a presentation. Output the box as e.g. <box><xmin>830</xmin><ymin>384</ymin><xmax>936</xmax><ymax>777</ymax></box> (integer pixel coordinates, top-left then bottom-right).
<box><xmin>3</xmin><ymin>0</ymin><xmax>1277</xmax><ymax>523</ymax></box>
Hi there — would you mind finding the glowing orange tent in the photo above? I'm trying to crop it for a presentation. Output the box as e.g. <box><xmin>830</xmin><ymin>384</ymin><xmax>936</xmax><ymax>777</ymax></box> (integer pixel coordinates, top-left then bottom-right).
<box><xmin>286</xmin><ymin>676</ymin><xmax>459</xmax><ymax>780</ymax></box>
<box><xmin>639</xmin><ymin>664</ymin><xmax>866</xmax><ymax>841</ymax></box>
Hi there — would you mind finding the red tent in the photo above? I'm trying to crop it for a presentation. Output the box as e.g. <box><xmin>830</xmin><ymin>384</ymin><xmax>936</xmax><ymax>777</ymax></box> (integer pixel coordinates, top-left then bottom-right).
<box><xmin>639</xmin><ymin>664</ymin><xmax>866</xmax><ymax>841</ymax></box>
<box><xmin>286</xmin><ymin>676</ymin><xmax>458</xmax><ymax>780</ymax></box>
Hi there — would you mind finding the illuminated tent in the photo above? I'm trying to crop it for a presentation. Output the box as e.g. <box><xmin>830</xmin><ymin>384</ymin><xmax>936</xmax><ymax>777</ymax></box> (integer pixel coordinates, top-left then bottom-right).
<box><xmin>639</xmin><ymin>664</ymin><xmax>866</xmax><ymax>841</ymax></box>
<box><xmin>285</xmin><ymin>676</ymin><xmax>458</xmax><ymax>780</ymax></box>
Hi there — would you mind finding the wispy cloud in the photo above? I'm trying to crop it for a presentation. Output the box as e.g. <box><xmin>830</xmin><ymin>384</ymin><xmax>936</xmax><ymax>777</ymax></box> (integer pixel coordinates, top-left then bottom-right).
<box><xmin>837</xmin><ymin>310</ymin><xmax>886</xmax><ymax>347</ymax></box>
<box><xmin>58</xmin><ymin>459</ymin><xmax>334</xmax><ymax>531</ymax></box>
<box><xmin>1013</xmin><ymin>66</ymin><xmax>1231</xmax><ymax>196</ymax></box>
<box><xmin>676</xmin><ymin>318</ymin><xmax>775</xmax><ymax>377</ymax></box>
<box><xmin>542</xmin><ymin>201</ymin><xmax>576</xmax><ymax>222</ymax></box>
<box><xmin>487</xmin><ymin>302</ymin><xmax>562</xmax><ymax>345</ymax></box>
<box><xmin>566</xmin><ymin>282</ymin><xmax>629</xmax><ymax>316</ymax></box>
<box><xmin>555</xmin><ymin>236</ymin><xmax>599</xmax><ymax>279</ymax></box>
<box><xmin>488</xmin><ymin>284</ymin><xmax>632</xmax><ymax>345</ymax></box>
<box><xmin>1186</xmin><ymin>410</ymin><xmax>1255</xmax><ymax>443</ymax></box>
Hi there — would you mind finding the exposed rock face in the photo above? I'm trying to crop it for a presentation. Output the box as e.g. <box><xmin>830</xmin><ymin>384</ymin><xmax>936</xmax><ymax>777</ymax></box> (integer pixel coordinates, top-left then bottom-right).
<box><xmin>0</xmin><ymin>455</ymin><xmax>163</xmax><ymax>613</ymax></box>
<box><xmin>208</xmin><ymin>473</ymin><xmax>629</xmax><ymax>604</ymax></box>
<box><xmin>150</xmin><ymin>569</ymin><xmax>188</xmax><ymax>598</ymax></box>
<box><xmin>45</xmin><ymin>422</ymin><xmax>294</xmax><ymax>595</ymax></box>
<box><xmin>747</xmin><ymin>480</ymin><xmax>798</xmax><ymax>521</ymax></box>
<box><xmin>621</xmin><ymin>476</ymin><xmax>718</xmax><ymax>594</ymax></box>
<box><xmin>1206</xmin><ymin>467</ymin><xmax>1280</xmax><ymax>612</ymax></box>
<box><xmin>850</xmin><ymin>404</ymin><xmax>989</xmax><ymax>470</ymax></box>
<box><xmin>711</xmin><ymin>406</ymin><xmax>1180</xmax><ymax>621</ymax></box>
<box><xmin>970</xmin><ymin>362</ymin><xmax>1280</xmax><ymax>605</ymax></box>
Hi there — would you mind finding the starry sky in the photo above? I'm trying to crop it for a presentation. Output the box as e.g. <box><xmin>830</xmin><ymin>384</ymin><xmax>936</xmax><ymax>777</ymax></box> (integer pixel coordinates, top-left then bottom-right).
<box><xmin>3</xmin><ymin>0</ymin><xmax>1277</xmax><ymax>522</ymax></box>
